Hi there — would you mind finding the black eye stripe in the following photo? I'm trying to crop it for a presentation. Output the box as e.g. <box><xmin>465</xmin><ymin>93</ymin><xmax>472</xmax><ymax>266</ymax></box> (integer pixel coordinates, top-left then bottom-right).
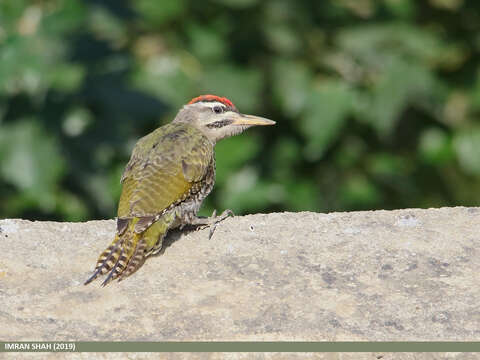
<box><xmin>206</xmin><ymin>119</ymin><xmax>234</xmax><ymax>128</ymax></box>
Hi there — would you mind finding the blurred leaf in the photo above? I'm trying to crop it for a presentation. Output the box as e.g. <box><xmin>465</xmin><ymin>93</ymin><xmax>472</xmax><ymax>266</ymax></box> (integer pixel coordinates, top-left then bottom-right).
<box><xmin>429</xmin><ymin>0</ymin><xmax>464</xmax><ymax>10</ymax></box>
<box><xmin>219</xmin><ymin>169</ymin><xmax>276</xmax><ymax>213</ymax></box>
<box><xmin>200</xmin><ymin>65</ymin><xmax>263</xmax><ymax>112</ymax></box>
<box><xmin>264</xmin><ymin>24</ymin><xmax>301</xmax><ymax>54</ymax></box>
<box><xmin>340</xmin><ymin>174</ymin><xmax>381</xmax><ymax>208</ymax></box>
<box><xmin>188</xmin><ymin>24</ymin><xmax>227</xmax><ymax>62</ymax></box>
<box><xmin>133</xmin><ymin>57</ymin><xmax>195</xmax><ymax>109</ymax></box>
<box><xmin>300</xmin><ymin>81</ymin><xmax>354</xmax><ymax>160</ymax></box>
<box><xmin>367</xmin><ymin>59</ymin><xmax>439</xmax><ymax>137</ymax></box>
<box><xmin>337</xmin><ymin>23</ymin><xmax>448</xmax><ymax>66</ymax></box>
<box><xmin>0</xmin><ymin>30</ymin><xmax>68</xmax><ymax>97</ymax></box>
<box><xmin>42</xmin><ymin>0</ymin><xmax>85</xmax><ymax>34</ymax></box>
<box><xmin>453</xmin><ymin>128</ymin><xmax>480</xmax><ymax>176</ymax></box>
<box><xmin>471</xmin><ymin>70</ymin><xmax>480</xmax><ymax>112</ymax></box>
<box><xmin>442</xmin><ymin>91</ymin><xmax>469</xmax><ymax>128</ymax></box>
<box><xmin>133</xmin><ymin>0</ymin><xmax>186</xmax><ymax>26</ymax></box>
<box><xmin>384</xmin><ymin>0</ymin><xmax>416</xmax><ymax>18</ymax></box>
<box><xmin>212</xmin><ymin>0</ymin><xmax>259</xmax><ymax>8</ymax></box>
<box><xmin>334</xmin><ymin>136</ymin><xmax>367</xmax><ymax>169</ymax></box>
<box><xmin>56</xmin><ymin>191</ymin><xmax>88</xmax><ymax>221</ymax></box>
<box><xmin>419</xmin><ymin>127</ymin><xmax>453</xmax><ymax>165</ymax></box>
<box><xmin>0</xmin><ymin>0</ymin><xmax>29</xmax><ymax>32</ymax></box>
<box><xmin>272</xmin><ymin>59</ymin><xmax>311</xmax><ymax>116</ymax></box>
<box><xmin>271</xmin><ymin>137</ymin><xmax>301</xmax><ymax>180</ymax></box>
<box><xmin>215</xmin><ymin>135</ymin><xmax>260</xmax><ymax>185</ymax></box>
<box><xmin>0</xmin><ymin>36</ymin><xmax>43</xmax><ymax>95</ymax></box>
<box><xmin>367</xmin><ymin>153</ymin><xmax>407</xmax><ymax>176</ymax></box>
<box><xmin>49</xmin><ymin>63</ymin><xmax>85</xmax><ymax>92</ymax></box>
<box><xmin>336</xmin><ymin>0</ymin><xmax>376</xmax><ymax>18</ymax></box>
<box><xmin>87</xmin><ymin>5</ymin><xmax>127</xmax><ymax>47</ymax></box>
<box><xmin>285</xmin><ymin>180</ymin><xmax>318</xmax><ymax>211</ymax></box>
<box><xmin>85</xmin><ymin>174</ymin><xmax>116</xmax><ymax>215</ymax></box>
<box><xmin>62</xmin><ymin>107</ymin><xmax>93</xmax><ymax>137</ymax></box>
<box><xmin>0</xmin><ymin>120</ymin><xmax>65</xmax><ymax>210</ymax></box>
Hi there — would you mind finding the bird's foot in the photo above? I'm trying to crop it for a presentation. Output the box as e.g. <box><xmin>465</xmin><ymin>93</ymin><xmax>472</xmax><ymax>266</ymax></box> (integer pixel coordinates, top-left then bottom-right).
<box><xmin>190</xmin><ymin>209</ymin><xmax>234</xmax><ymax>239</ymax></box>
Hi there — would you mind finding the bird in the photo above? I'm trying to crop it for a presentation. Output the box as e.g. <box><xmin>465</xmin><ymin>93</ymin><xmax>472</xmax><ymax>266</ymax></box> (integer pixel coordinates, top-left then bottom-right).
<box><xmin>84</xmin><ymin>94</ymin><xmax>275</xmax><ymax>286</ymax></box>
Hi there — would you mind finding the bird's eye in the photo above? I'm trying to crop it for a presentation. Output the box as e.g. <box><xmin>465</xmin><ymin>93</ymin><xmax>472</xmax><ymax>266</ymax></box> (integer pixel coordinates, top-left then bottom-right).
<box><xmin>213</xmin><ymin>106</ymin><xmax>223</xmax><ymax>114</ymax></box>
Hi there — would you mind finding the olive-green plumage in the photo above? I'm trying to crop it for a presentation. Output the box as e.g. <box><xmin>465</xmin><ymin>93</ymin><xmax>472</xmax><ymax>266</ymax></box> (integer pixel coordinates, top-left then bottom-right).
<box><xmin>118</xmin><ymin>124</ymin><xmax>214</xmax><ymax>219</ymax></box>
<box><xmin>85</xmin><ymin>95</ymin><xmax>275</xmax><ymax>286</ymax></box>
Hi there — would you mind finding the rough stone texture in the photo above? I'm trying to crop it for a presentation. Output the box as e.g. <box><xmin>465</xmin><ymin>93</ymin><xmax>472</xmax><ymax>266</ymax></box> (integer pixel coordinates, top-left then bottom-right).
<box><xmin>1</xmin><ymin>207</ymin><xmax>480</xmax><ymax>357</ymax></box>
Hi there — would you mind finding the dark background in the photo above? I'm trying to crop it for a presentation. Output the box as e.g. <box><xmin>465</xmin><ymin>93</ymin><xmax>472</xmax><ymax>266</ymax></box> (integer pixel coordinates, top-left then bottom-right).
<box><xmin>1</xmin><ymin>0</ymin><xmax>480</xmax><ymax>221</ymax></box>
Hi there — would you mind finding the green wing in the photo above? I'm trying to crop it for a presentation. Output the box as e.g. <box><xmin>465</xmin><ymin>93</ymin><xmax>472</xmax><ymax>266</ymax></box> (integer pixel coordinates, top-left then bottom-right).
<box><xmin>117</xmin><ymin>123</ymin><xmax>213</xmax><ymax>218</ymax></box>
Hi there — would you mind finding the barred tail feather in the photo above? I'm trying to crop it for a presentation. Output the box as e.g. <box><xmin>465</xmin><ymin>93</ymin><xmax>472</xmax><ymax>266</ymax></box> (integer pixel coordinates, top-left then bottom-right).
<box><xmin>118</xmin><ymin>237</ymin><xmax>147</xmax><ymax>281</ymax></box>
<box><xmin>84</xmin><ymin>220</ymin><xmax>146</xmax><ymax>286</ymax></box>
<box><xmin>101</xmin><ymin>248</ymin><xmax>125</xmax><ymax>286</ymax></box>
<box><xmin>84</xmin><ymin>236</ymin><xmax>122</xmax><ymax>285</ymax></box>
<box><xmin>84</xmin><ymin>215</ymin><xmax>172</xmax><ymax>286</ymax></box>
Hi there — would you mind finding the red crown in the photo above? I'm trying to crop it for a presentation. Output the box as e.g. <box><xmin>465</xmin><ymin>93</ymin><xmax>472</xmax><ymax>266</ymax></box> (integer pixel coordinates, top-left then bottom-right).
<box><xmin>188</xmin><ymin>95</ymin><xmax>236</xmax><ymax>109</ymax></box>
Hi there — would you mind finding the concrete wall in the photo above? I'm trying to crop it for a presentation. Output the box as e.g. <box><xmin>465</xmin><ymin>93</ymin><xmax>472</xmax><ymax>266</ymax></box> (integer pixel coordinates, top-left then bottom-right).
<box><xmin>1</xmin><ymin>207</ymin><xmax>479</xmax><ymax>358</ymax></box>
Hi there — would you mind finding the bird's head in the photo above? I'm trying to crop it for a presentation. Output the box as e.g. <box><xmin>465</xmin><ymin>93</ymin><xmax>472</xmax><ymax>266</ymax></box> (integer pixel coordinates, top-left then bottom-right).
<box><xmin>173</xmin><ymin>95</ymin><xmax>275</xmax><ymax>144</ymax></box>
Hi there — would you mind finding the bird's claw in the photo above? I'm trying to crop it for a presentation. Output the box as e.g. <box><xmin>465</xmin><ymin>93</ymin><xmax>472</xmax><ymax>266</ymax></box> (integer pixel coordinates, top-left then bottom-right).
<box><xmin>208</xmin><ymin>209</ymin><xmax>234</xmax><ymax>239</ymax></box>
<box><xmin>191</xmin><ymin>209</ymin><xmax>234</xmax><ymax>239</ymax></box>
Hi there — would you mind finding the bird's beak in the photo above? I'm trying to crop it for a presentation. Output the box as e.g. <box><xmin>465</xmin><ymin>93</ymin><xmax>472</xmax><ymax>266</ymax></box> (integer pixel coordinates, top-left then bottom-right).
<box><xmin>231</xmin><ymin>113</ymin><xmax>276</xmax><ymax>126</ymax></box>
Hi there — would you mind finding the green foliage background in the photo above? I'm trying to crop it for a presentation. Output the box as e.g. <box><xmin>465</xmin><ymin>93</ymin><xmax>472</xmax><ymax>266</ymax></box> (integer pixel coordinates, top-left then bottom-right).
<box><xmin>1</xmin><ymin>0</ymin><xmax>480</xmax><ymax>221</ymax></box>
